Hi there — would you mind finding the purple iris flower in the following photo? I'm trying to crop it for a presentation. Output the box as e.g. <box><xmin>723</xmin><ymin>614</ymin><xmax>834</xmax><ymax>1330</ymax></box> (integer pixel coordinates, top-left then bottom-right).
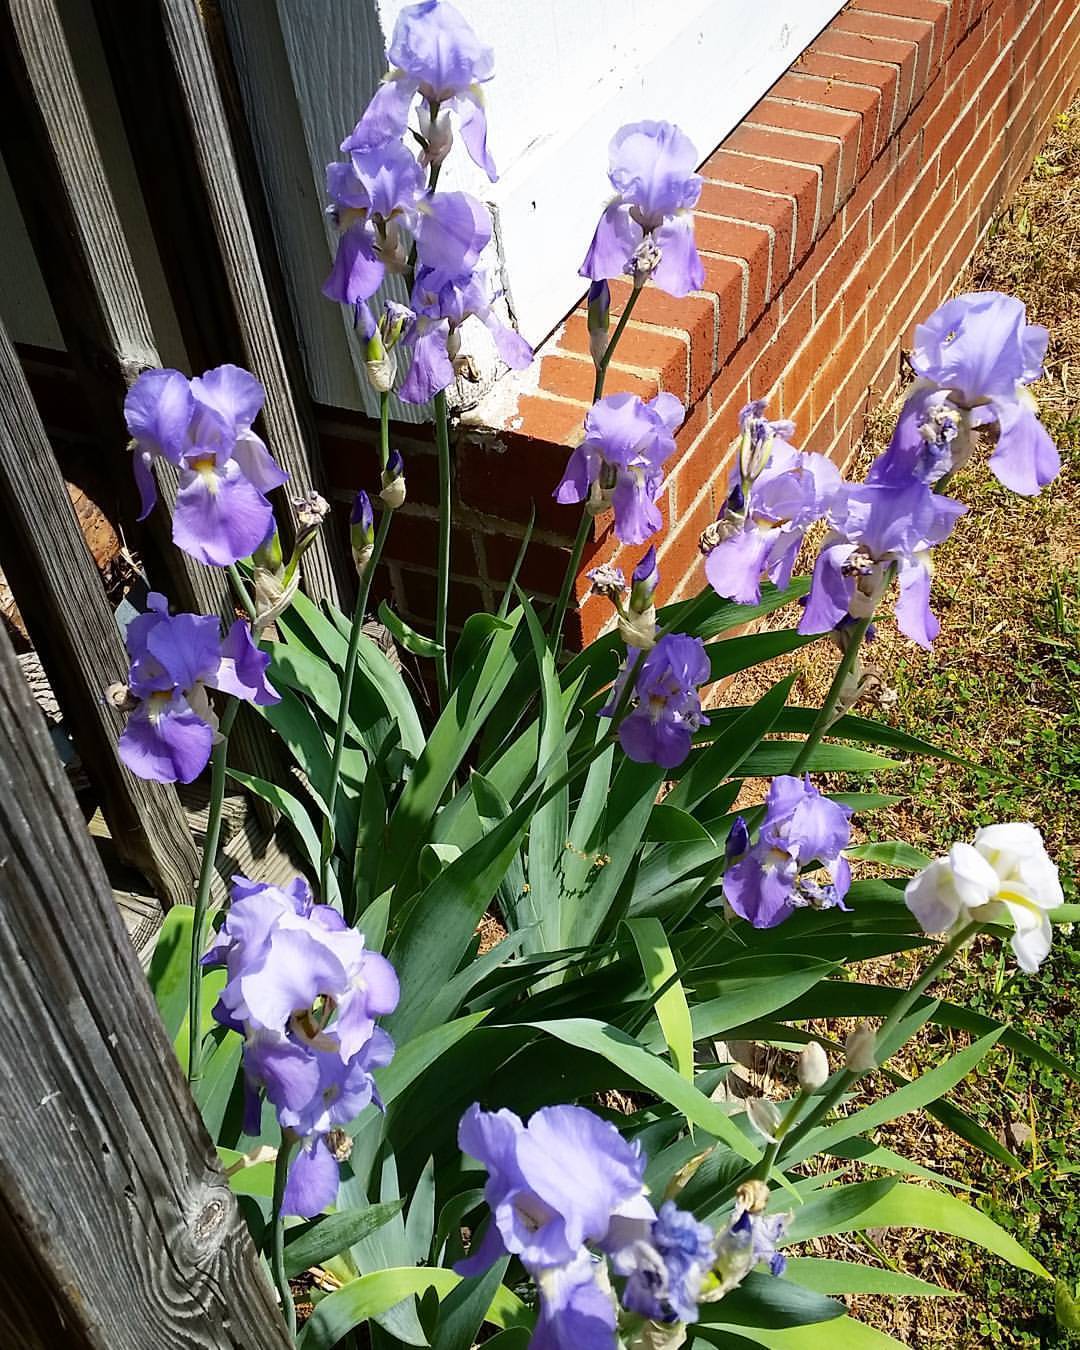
<box><xmin>456</xmin><ymin>1104</ymin><xmax>653</xmax><ymax>1275</ymax></box>
<box><xmin>604</xmin><ymin>633</ymin><xmax>710</xmax><ymax>770</ymax></box>
<box><xmin>872</xmin><ymin>292</ymin><xmax>1059</xmax><ymax>496</ymax></box>
<box><xmin>581</xmin><ymin>121</ymin><xmax>705</xmax><ymax>297</ymax></box>
<box><xmin>203</xmin><ymin>874</ymin><xmax>399</xmax><ymax>1218</ymax></box>
<box><xmin>531</xmin><ymin>1252</ymin><xmax>618</xmax><ymax>1350</ymax></box>
<box><xmin>125</xmin><ymin>364</ymin><xmax>288</xmax><ymax>567</ymax></box>
<box><xmin>620</xmin><ymin>1200</ymin><xmax>716</xmax><ymax>1325</ymax></box>
<box><xmin>323</xmin><ymin>139</ymin><xmax>424</xmax><ymax>319</ymax></box>
<box><xmin>798</xmin><ymin>479</ymin><xmax>966</xmax><ymax>649</ymax></box>
<box><xmin>398</xmin><ymin>263</ymin><xmax>532</xmax><ymax>404</ymax></box>
<box><xmin>457</xmin><ymin>1103</ymin><xmax>653</xmax><ymax>1349</ymax></box>
<box><xmin>203</xmin><ymin>874</ymin><xmax>399</xmax><ymax>1064</ymax></box>
<box><xmin>703</xmin><ymin>407</ymin><xmax>841</xmax><ymax>606</ymax></box>
<box><xmin>722</xmin><ymin>775</ymin><xmax>852</xmax><ymax>929</ymax></box>
<box><xmin>343</xmin><ymin>1</ymin><xmax>497</xmax><ymax>180</ymax></box>
<box><xmin>554</xmin><ymin>393</ymin><xmax>683</xmax><ymax>545</ymax></box>
<box><xmin>117</xmin><ymin>594</ymin><xmax>278</xmax><ymax>783</ymax></box>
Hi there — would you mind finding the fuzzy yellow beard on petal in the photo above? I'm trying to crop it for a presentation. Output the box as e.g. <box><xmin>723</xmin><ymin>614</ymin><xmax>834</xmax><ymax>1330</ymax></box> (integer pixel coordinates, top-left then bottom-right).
<box><xmin>189</xmin><ymin>455</ymin><xmax>220</xmax><ymax>494</ymax></box>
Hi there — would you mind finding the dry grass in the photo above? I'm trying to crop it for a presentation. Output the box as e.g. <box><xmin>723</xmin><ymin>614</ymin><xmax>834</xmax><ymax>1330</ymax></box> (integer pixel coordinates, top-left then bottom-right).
<box><xmin>723</xmin><ymin>103</ymin><xmax>1080</xmax><ymax>1346</ymax></box>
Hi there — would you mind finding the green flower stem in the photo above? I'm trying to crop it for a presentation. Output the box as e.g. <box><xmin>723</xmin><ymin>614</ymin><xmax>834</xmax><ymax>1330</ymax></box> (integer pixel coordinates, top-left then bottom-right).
<box><xmin>187</xmin><ymin>697</ymin><xmax>239</xmax><ymax>1083</ymax></box>
<box><xmin>433</xmin><ymin>389</ymin><xmax>452</xmax><ymax>707</ymax></box>
<box><xmin>788</xmin><ymin>613</ymin><xmax>875</xmax><ymax>776</ymax></box>
<box><xmin>751</xmin><ymin>1091</ymin><xmax>812</xmax><ymax>1181</ymax></box>
<box><xmin>320</xmin><ymin>394</ymin><xmax>394</xmax><ymax>901</ymax></box>
<box><xmin>226</xmin><ymin>562</ymin><xmax>258</xmax><ymax>625</ymax></box>
<box><xmin>378</xmin><ymin>385</ymin><xmax>391</xmax><ymax>472</ymax></box>
<box><xmin>550</xmin><ymin>283</ymin><xmax>646</xmax><ymax>658</ymax></box>
<box><xmin>270</xmin><ymin>1137</ymin><xmax>297</xmax><ymax>1342</ymax></box>
<box><xmin>773</xmin><ymin>920</ymin><xmax>983</xmax><ymax>1169</ymax></box>
<box><xmin>593</xmin><ymin>283</ymin><xmax>644</xmax><ymax>403</ymax></box>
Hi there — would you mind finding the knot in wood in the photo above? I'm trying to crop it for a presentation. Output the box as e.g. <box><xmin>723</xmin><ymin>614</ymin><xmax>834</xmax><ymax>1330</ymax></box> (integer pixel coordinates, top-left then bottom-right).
<box><xmin>192</xmin><ymin>1193</ymin><xmax>228</xmax><ymax>1249</ymax></box>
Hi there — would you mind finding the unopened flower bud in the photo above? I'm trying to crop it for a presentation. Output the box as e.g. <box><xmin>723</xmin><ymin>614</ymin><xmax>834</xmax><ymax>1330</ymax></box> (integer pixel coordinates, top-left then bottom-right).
<box><xmin>618</xmin><ymin>606</ymin><xmax>657</xmax><ymax>650</ymax></box>
<box><xmin>629</xmin><ymin>238</ymin><xmax>662</xmax><ymax>287</ymax></box>
<box><xmin>735</xmin><ymin>1180</ymin><xmax>770</xmax><ymax>1216</ymax></box>
<box><xmin>419</xmin><ymin>103</ymin><xmax>453</xmax><ymax>169</ymax></box>
<box><xmin>725</xmin><ymin>816</ymin><xmax>750</xmax><ymax>864</ymax></box>
<box><xmin>252</xmin><ymin>522</ymin><xmax>283</xmax><ymax>574</ymax></box>
<box><xmin>379</xmin><ymin>449</ymin><xmax>406</xmax><ymax>509</ymax></box>
<box><xmin>364</xmin><ymin>328</ymin><xmax>398</xmax><ymax>393</ymax></box>
<box><xmin>350</xmin><ymin>490</ymin><xmax>375</xmax><ymax>573</ymax></box>
<box><xmin>586</xmin><ymin>279</ymin><xmax>610</xmax><ymax>367</ymax></box>
<box><xmin>798</xmin><ymin>1042</ymin><xmax>830</xmax><ymax>1093</ymax></box>
<box><xmin>629</xmin><ymin>545</ymin><xmax>659</xmax><ymax>614</ymax></box>
<box><xmin>746</xmin><ymin>1097</ymin><xmax>782</xmax><ymax>1143</ymax></box>
<box><xmin>845</xmin><ymin>1022</ymin><xmax>877</xmax><ymax>1074</ymax></box>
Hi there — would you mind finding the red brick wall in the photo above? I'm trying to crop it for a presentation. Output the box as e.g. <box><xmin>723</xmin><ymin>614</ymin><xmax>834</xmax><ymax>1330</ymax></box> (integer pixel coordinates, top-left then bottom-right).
<box><xmin>324</xmin><ymin>0</ymin><xmax>1080</xmax><ymax>645</ymax></box>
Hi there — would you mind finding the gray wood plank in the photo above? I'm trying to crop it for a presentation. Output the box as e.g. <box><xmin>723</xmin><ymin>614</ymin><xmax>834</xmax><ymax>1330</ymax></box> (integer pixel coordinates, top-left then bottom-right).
<box><xmin>0</xmin><ymin>317</ymin><xmax>200</xmax><ymax>909</ymax></box>
<box><xmin>0</xmin><ymin>617</ymin><xmax>291</xmax><ymax>1350</ymax></box>
<box><xmin>158</xmin><ymin>0</ymin><xmax>353</xmax><ymax>606</ymax></box>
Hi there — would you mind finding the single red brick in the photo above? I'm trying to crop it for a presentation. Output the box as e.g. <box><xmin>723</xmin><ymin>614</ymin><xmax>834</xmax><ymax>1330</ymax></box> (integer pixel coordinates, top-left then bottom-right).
<box><xmin>609</xmin><ymin>281</ymin><xmax>718</xmax><ymax>403</ymax></box>
<box><xmin>724</xmin><ymin>124</ymin><xmax>838</xmax><ymax>225</ymax></box>
<box><xmin>539</xmin><ymin>352</ymin><xmax>658</xmax><ymax>405</ymax></box>
<box><xmin>960</xmin><ymin>21</ymin><xmax>1004</xmax><ymax>107</ymax></box>
<box><xmin>701</xmin><ymin>150</ymin><xmax>821</xmax><ymax>262</ymax></box>
<box><xmin>923</xmin><ymin>78</ymin><xmax>965</xmax><ymax>160</ymax></box>
<box><xmin>753</xmin><ymin>288</ymin><xmax>813</xmax><ymax>402</ymax></box>
<box><xmin>850</xmin><ymin>0</ymin><xmax>949</xmax><ymax>62</ymax></box>
<box><xmin>833</xmin><ymin>10</ymin><xmax>936</xmax><ymax>100</ymax></box>
<box><xmin>769</xmin><ymin>72</ymin><xmax>886</xmax><ymax>168</ymax></box>
<box><xmin>719</xmin><ymin>307</ymin><xmax>779</xmax><ymax>405</ymax></box>
<box><xmin>399</xmin><ymin>569</ymin><xmax>489</xmax><ymax>628</ymax></box>
<box><xmin>785</xmin><ymin>295</ymin><xmax>844</xmax><ymax>411</ymax></box>
<box><xmin>817</xmin><ymin>210</ymin><xmax>873</xmax><ymax>312</ymax></box>
<box><xmin>798</xmin><ymin>51</ymin><xmax>901</xmax><ymax>138</ymax></box>
<box><xmin>694</xmin><ymin>215</ymin><xmax>774</xmax><ymax>312</ymax></box>
<box><xmin>560</xmin><ymin>313</ymin><xmax>689</xmax><ymax>400</ymax></box>
<box><xmin>482</xmin><ymin>532</ymin><xmax>572</xmax><ymax>599</ymax></box>
<box><xmin>384</xmin><ymin>511</ymin><xmax>476</xmax><ymax>572</ymax></box>
<box><xmin>511</xmin><ymin>392</ymin><xmax>588</xmax><ymax>448</ymax></box>
<box><xmin>749</xmin><ymin>98</ymin><xmax>864</xmax><ymax>195</ymax></box>
<box><xmin>696</xmin><ymin>255</ymin><xmax>747</xmax><ymax>368</ymax></box>
<box><xmin>672</xmin><ymin>394</ymin><xmax>715</xmax><ymax>474</ymax></box>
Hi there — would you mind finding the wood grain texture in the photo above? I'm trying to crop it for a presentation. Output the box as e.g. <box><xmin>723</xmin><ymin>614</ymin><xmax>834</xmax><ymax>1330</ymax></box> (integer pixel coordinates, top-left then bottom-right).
<box><xmin>0</xmin><ymin>0</ymin><xmax>288</xmax><ymax>822</ymax></box>
<box><xmin>0</xmin><ymin>618</ymin><xmax>292</xmax><ymax>1350</ymax></box>
<box><xmin>0</xmin><ymin>318</ymin><xmax>199</xmax><ymax>909</ymax></box>
<box><xmin>159</xmin><ymin>0</ymin><xmax>352</xmax><ymax>607</ymax></box>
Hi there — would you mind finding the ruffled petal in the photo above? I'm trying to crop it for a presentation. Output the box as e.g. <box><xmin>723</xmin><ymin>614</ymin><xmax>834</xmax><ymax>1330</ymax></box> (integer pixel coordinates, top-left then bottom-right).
<box><xmin>798</xmin><ymin>542</ymin><xmax>856</xmax><ymax>635</ymax></box>
<box><xmin>894</xmin><ymin>555</ymin><xmax>938</xmax><ymax>648</ymax></box>
<box><xmin>704</xmin><ymin>528</ymin><xmax>773</xmax><ymax>605</ymax></box>
<box><xmin>398</xmin><ymin>319</ymin><xmax>455</xmax><ymax>404</ymax></box>
<box><xmin>190</xmin><ymin>364</ymin><xmax>265</xmax><ymax>436</ymax></box>
<box><xmin>651</xmin><ymin>213</ymin><xmax>705</xmax><ymax>297</ymax></box>
<box><xmin>119</xmin><ymin>696</ymin><xmax>214</xmax><ymax>784</ymax></box>
<box><xmin>124</xmin><ymin>368</ymin><xmax>192</xmax><ymax>463</ymax></box>
<box><xmin>553</xmin><ymin>445</ymin><xmax>598</xmax><ymax>505</ymax></box>
<box><xmin>454</xmin><ymin>86</ymin><xmax>497</xmax><ymax>181</ymax></box>
<box><xmin>231</xmin><ymin>431</ymin><xmax>289</xmax><ymax>496</ymax></box>
<box><xmin>213</xmin><ymin>620</ymin><xmax>280</xmax><ymax>705</ymax></box>
<box><xmin>609</xmin><ymin>471</ymin><xmax>662</xmax><ymax>545</ymax></box>
<box><xmin>579</xmin><ymin>202</ymin><xmax>642</xmax><ymax>282</ymax></box>
<box><xmin>173</xmin><ymin>463</ymin><xmax>275</xmax><ymax>567</ymax></box>
<box><xmin>481</xmin><ymin>311</ymin><xmax>533</xmax><ymax>369</ymax></box>
<box><xmin>133</xmin><ymin>447</ymin><xmax>158</xmax><ymax>520</ymax></box>
<box><xmin>988</xmin><ymin>397</ymin><xmax>1061</xmax><ymax>496</ymax></box>
<box><xmin>322</xmin><ymin>221</ymin><xmax>386</xmax><ymax>306</ymax></box>
<box><xmin>341</xmin><ymin>74</ymin><xmax>417</xmax><ymax>151</ymax></box>
<box><xmin>283</xmin><ymin>1136</ymin><xmax>340</xmax><ymax>1218</ymax></box>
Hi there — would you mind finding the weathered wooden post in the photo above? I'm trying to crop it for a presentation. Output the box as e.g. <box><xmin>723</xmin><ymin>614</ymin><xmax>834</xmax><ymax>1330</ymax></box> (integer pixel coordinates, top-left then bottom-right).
<box><xmin>0</xmin><ymin>617</ymin><xmax>292</xmax><ymax>1349</ymax></box>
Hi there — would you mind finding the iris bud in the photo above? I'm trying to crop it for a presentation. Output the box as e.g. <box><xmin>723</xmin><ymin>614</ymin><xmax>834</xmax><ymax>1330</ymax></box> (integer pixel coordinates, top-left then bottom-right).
<box><xmin>845</xmin><ymin>1022</ymin><xmax>877</xmax><ymax>1074</ymax></box>
<box><xmin>350</xmin><ymin>490</ymin><xmax>375</xmax><ymax>573</ymax></box>
<box><xmin>379</xmin><ymin>449</ymin><xmax>406</xmax><ymax>510</ymax></box>
<box><xmin>798</xmin><ymin>1042</ymin><xmax>830</xmax><ymax>1093</ymax></box>
<box><xmin>587</xmin><ymin>279</ymin><xmax>611</xmax><ymax>367</ymax></box>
